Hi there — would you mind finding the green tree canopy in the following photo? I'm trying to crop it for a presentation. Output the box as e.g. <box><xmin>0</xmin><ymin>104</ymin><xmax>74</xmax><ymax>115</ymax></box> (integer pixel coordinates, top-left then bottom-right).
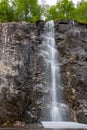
<box><xmin>0</xmin><ymin>0</ymin><xmax>14</xmax><ymax>22</ymax></box>
<box><xmin>13</xmin><ymin>0</ymin><xmax>41</xmax><ymax>22</ymax></box>
<box><xmin>0</xmin><ymin>0</ymin><xmax>87</xmax><ymax>23</ymax></box>
<box><xmin>0</xmin><ymin>0</ymin><xmax>41</xmax><ymax>22</ymax></box>
<box><xmin>76</xmin><ymin>0</ymin><xmax>87</xmax><ymax>23</ymax></box>
<box><xmin>46</xmin><ymin>0</ymin><xmax>76</xmax><ymax>21</ymax></box>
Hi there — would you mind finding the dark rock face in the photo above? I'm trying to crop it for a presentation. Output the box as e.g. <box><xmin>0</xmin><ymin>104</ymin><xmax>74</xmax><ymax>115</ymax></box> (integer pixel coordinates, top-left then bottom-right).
<box><xmin>55</xmin><ymin>21</ymin><xmax>87</xmax><ymax>123</ymax></box>
<box><xmin>0</xmin><ymin>21</ymin><xmax>45</xmax><ymax>124</ymax></box>
<box><xmin>0</xmin><ymin>21</ymin><xmax>87</xmax><ymax>125</ymax></box>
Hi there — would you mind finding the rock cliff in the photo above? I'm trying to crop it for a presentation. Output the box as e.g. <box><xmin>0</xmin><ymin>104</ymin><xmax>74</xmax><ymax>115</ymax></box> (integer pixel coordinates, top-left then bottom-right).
<box><xmin>0</xmin><ymin>21</ymin><xmax>87</xmax><ymax>126</ymax></box>
<box><xmin>55</xmin><ymin>21</ymin><xmax>87</xmax><ymax>123</ymax></box>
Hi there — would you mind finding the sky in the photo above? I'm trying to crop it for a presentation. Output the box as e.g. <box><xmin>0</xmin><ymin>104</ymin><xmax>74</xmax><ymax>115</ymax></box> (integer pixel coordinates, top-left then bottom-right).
<box><xmin>38</xmin><ymin>0</ymin><xmax>81</xmax><ymax>6</ymax></box>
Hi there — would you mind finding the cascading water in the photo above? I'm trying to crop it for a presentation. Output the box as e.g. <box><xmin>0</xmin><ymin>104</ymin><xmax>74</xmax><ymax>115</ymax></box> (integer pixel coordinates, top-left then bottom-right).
<box><xmin>41</xmin><ymin>20</ymin><xmax>87</xmax><ymax>129</ymax></box>
<box><xmin>41</xmin><ymin>20</ymin><xmax>67</xmax><ymax>121</ymax></box>
<box><xmin>47</xmin><ymin>21</ymin><xmax>61</xmax><ymax>121</ymax></box>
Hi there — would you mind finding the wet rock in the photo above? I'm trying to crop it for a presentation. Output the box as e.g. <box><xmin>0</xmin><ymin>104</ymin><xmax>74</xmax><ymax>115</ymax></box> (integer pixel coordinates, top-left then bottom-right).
<box><xmin>55</xmin><ymin>21</ymin><xmax>87</xmax><ymax>123</ymax></box>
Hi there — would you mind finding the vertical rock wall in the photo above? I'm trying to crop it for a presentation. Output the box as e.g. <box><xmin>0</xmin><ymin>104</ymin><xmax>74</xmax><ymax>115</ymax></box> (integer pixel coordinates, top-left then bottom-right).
<box><xmin>0</xmin><ymin>21</ymin><xmax>87</xmax><ymax>125</ymax></box>
<box><xmin>55</xmin><ymin>21</ymin><xmax>87</xmax><ymax>123</ymax></box>
<box><xmin>0</xmin><ymin>21</ymin><xmax>45</xmax><ymax>124</ymax></box>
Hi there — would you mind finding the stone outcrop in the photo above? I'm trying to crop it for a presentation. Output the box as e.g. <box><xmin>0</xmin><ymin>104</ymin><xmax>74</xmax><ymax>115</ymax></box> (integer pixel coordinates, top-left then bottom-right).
<box><xmin>55</xmin><ymin>21</ymin><xmax>87</xmax><ymax>123</ymax></box>
<box><xmin>0</xmin><ymin>21</ymin><xmax>87</xmax><ymax>126</ymax></box>
<box><xmin>0</xmin><ymin>21</ymin><xmax>45</xmax><ymax>125</ymax></box>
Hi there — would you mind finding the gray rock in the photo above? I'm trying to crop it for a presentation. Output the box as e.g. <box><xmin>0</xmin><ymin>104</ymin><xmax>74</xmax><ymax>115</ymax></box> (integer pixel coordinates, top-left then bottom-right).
<box><xmin>0</xmin><ymin>21</ymin><xmax>87</xmax><ymax>125</ymax></box>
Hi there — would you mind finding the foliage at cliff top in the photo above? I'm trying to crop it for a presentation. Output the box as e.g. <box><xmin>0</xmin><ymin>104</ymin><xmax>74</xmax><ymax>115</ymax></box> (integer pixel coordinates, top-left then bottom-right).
<box><xmin>0</xmin><ymin>0</ymin><xmax>87</xmax><ymax>23</ymax></box>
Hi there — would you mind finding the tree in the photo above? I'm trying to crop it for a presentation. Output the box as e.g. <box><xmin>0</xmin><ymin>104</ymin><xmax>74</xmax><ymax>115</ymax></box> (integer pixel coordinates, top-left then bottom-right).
<box><xmin>0</xmin><ymin>0</ymin><xmax>42</xmax><ymax>22</ymax></box>
<box><xmin>46</xmin><ymin>5</ymin><xmax>58</xmax><ymax>20</ymax></box>
<box><xmin>0</xmin><ymin>0</ymin><xmax>87</xmax><ymax>23</ymax></box>
<box><xmin>76</xmin><ymin>0</ymin><xmax>87</xmax><ymax>23</ymax></box>
<box><xmin>46</xmin><ymin>0</ymin><xmax>76</xmax><ymax>21</ymax></box>
<box><xmin>13</xmin><ymin>0</ymin><xmax>41</xmax><ymax>22</ymax></box>
<box><xmin>41</xmin><ymin>4</ymin><xmax>50</xmax><ymax>20</ymax></box>
<box><xmin>0</xmin><ymin>0</ymin><xmax>15</xmax><ymax>22</ymax></box>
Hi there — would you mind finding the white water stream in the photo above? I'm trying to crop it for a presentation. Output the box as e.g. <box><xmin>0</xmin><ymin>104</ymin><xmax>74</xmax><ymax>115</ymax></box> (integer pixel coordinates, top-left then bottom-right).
<box><xmin>47</xmin><ymin>21</ymin><xmax>61</xmax><ymax>121</ymax></box>
<box><xmin>41</xmin><ymin>20</ymin><xmax>87</xmax><ymax>129</ymax></box>
<box><xmin>41</xmin><ymin>20</ymin><xmax>64</xmax><ymax>121</ymax></box>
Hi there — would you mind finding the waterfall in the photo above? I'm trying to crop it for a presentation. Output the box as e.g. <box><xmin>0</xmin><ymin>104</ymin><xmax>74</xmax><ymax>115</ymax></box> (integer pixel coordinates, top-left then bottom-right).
<box><xmin>41</xmin><ymin>20</ymin><xmax>87</xmax><ymax>129</ymax></box>
<box><xmin>47</xmin><ymin>21</ymin><xmax>62</xmax><ymax>121</ymax></box>
<box><xmin>41</xmin><ymin>20</ymin><xmax>68</xmax><ymax>121</ymax></box>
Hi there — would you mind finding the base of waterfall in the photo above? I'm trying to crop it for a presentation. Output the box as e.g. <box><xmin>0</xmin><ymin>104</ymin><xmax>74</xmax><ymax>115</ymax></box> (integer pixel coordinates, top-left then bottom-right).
<box><xmin>41</xmin><ymin>121</ymin><xmax>87</xmax><ymax>129</ymax></box>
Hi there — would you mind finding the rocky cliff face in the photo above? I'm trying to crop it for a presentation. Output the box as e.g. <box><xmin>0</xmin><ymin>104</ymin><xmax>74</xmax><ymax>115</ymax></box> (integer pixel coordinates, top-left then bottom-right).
<box><xmin>0</xmin><ymin>21</ymin><xmax>45</xmax><ymax>125</ymax></box>
<box><xmin>55</xmin><ymin>21</ymin><xmax>87</xmax><ymax>123</ymax></box>
<box><xmin>0</xmin><ymin>21</ymin><xmax>87</xmax><ymax>126</ymax></box>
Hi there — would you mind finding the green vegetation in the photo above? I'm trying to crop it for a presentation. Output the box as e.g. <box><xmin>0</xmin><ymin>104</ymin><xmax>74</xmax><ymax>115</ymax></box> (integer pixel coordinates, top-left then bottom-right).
<box><xmin>13</xmin><ymin>0</ymin><xmax>41</xmax><ymax>22</ymax></box>
<box><xmin>45</xmin><ymin>0</ymin><xmax>87</xmax><ymax>23</ymax></box>
<box><xmin>75</xmin><ymin>0</ymin><xmax>87</xmax><ymax>23</ymax></box>
<box><xmin>0</xmin><ymin>0</ymin><xmax>41</xmax><ymax>22</ymax></box>
<box><xmin>46</xmin><ymin>0</ymin><xmax>76</xmax><ymax>21</ymax></box>
<box><xmin>0</xmin><ymin>0</ymin><xmax>87</xmax><ymax>23</ymax></box>
<box><xmin>0</xmin><ymin>0</ymin><xmax>14</xmax><ymax>22</ymax></box>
